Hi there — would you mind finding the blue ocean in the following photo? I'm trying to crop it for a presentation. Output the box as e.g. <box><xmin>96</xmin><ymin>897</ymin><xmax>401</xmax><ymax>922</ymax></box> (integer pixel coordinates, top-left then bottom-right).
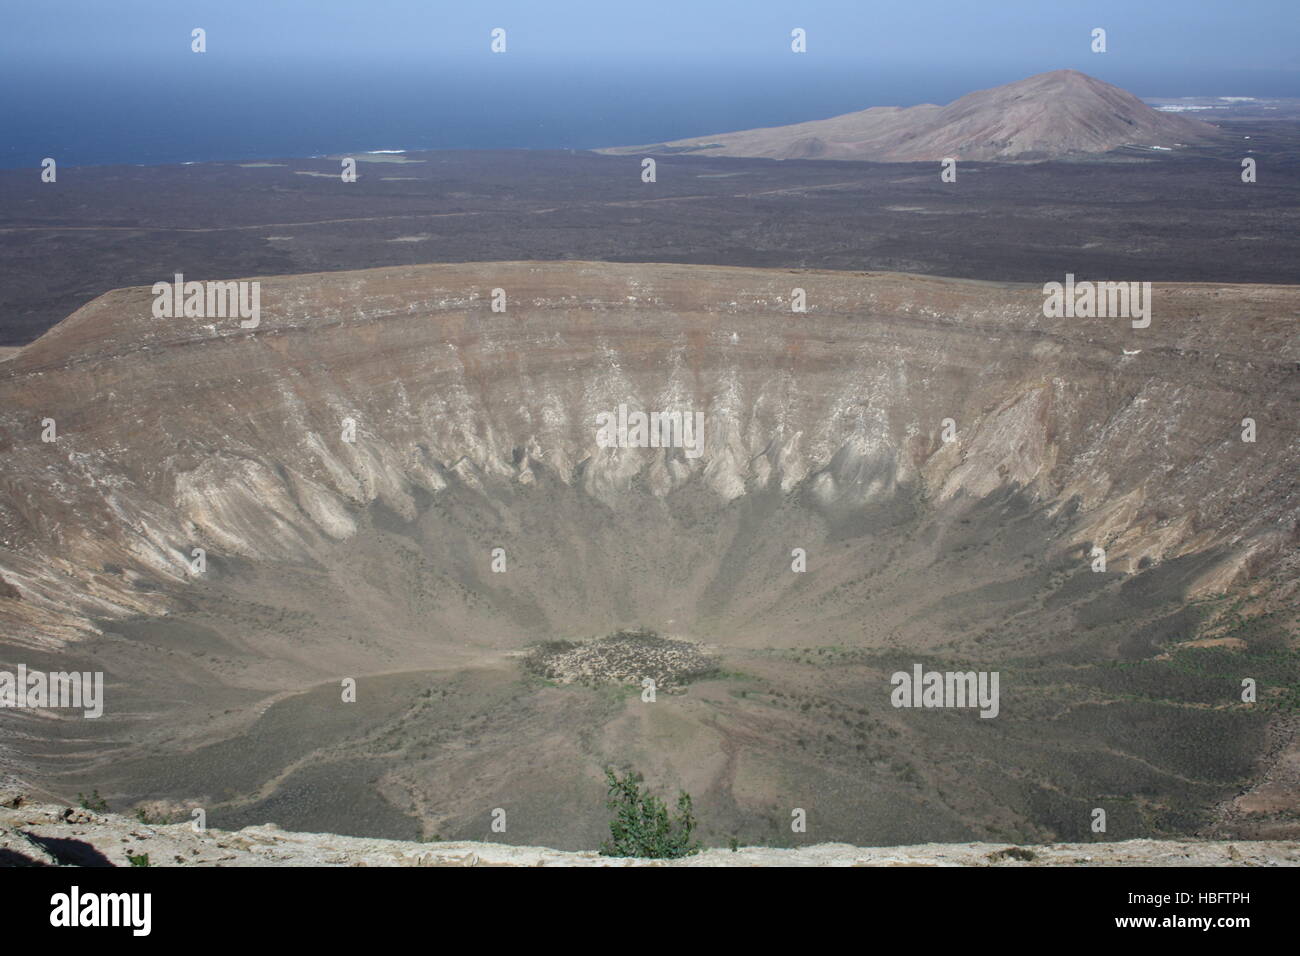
<box><xmin>2</xmin><ymin>56</ymin><xmax>1293</xmax><ymax>170</ymax></box>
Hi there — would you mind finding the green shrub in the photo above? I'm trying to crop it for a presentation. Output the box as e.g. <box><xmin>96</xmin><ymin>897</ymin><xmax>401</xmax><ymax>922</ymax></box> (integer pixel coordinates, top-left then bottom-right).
<box><xmin>598</xmin><ymin>768</ymin><xmax>701</xmax><ymax>859</ymax></box>
<box><xmin>77</xmin><ymin>790</ymin><xmax>108</xmax><ymax>813</ymax></box>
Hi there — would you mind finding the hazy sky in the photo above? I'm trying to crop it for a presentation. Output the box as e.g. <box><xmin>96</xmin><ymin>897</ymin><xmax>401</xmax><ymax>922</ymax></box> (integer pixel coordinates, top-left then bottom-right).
<box><xmin>4</xmin><ymin>0</ymin><xmax>1298</xmax><ymax>79</ymax></box>
<box><xmin>2</xmin><ymin>1</ymin><xmax>1297</xmax><ymax>167</ymax></box>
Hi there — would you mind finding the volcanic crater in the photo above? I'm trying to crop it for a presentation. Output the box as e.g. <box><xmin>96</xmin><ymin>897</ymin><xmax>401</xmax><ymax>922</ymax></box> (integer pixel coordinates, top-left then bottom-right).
<box><xmin>0</xmin><ymin>260</ymin><xmax>1296</xmax><ymax>848</ymax></box>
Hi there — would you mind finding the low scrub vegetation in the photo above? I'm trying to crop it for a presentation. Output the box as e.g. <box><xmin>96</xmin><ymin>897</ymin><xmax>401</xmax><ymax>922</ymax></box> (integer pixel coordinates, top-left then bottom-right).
<box><xmin>599</xmin><ymin>768</ymin><xmax>701</xmax><ymax>859</ymax></box>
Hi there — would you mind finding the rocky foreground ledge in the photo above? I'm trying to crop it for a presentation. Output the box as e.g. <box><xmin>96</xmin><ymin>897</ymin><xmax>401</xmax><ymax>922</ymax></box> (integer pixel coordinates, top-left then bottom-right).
<box><xmin>2</xmin><ymin>797</ymin><xmax>1297</xmax><ymax>867</ymax></box>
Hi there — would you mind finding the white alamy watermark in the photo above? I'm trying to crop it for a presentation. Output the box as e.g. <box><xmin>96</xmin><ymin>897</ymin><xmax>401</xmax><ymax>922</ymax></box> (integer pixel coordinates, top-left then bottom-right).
<box><xmin>595</xmin><ymin>404</ymin><xmax>704</xmax><ymax>459</ymax></box>
<box><xmin>0</xmin><ymin>665</ymin><xmax>104</xmax><ymax>718</ymax></box>
<box><xmin>890</xmin><ymin>664</ymin><xmax>999</xmax><ymax>718</ymax></box>
<box><xmin>151</xmin><ymin>273</ymin><xmax>260</xmax><ymax>328</ymax></box>
<box><xmin>50</xmin><ymin>886</ymin><xmax>150</xmax><ymax>936</ymax></box>
<box><xmin>1042</xmin><ymin>273</ymin><xmax>1150</xmax><ymax>329</ymax></box>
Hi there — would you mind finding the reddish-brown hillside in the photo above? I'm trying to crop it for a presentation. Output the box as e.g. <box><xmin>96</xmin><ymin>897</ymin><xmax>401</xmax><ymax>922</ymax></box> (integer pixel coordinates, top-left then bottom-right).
<box><xmin>603</xmin><ymin>70</ymin><xmax>1222</xmax><ymax>162</ymax></box>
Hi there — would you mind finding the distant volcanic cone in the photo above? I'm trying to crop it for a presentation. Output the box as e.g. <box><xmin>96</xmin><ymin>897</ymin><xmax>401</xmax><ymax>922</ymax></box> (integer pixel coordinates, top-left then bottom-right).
<box><xmin>602</xmin><ymin>69</ymin><xmax>1223</xmax><ymax>162</ymax></box>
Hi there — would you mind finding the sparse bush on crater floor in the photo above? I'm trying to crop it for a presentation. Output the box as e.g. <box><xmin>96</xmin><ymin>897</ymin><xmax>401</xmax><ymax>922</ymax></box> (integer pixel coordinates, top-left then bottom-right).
<box><xmin>524</xmin><ymin>628</ymin><xmax>720</xmax><ymax>689</ymax></box>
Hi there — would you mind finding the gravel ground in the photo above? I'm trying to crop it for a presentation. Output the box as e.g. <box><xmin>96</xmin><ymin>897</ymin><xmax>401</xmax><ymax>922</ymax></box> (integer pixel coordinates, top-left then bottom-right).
<box><xmin>4</xmin><ymin>795</ymin><xmax>1298</xmax><ymax>867</ymax></box>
